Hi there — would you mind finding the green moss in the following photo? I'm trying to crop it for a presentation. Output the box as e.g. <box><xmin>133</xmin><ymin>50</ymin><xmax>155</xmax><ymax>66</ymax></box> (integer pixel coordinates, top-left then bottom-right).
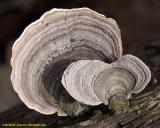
<box><xmin>109</xmin><ymin>94</ymin><xmax>129</xmax><ymax>113</ymax></box>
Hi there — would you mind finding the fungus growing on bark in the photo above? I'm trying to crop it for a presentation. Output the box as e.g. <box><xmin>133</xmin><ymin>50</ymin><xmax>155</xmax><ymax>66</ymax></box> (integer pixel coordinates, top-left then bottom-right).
<box><xmin>11</xmin><ymin>8</ymin><xmax>151</xmax><ymax>116</ymax></box>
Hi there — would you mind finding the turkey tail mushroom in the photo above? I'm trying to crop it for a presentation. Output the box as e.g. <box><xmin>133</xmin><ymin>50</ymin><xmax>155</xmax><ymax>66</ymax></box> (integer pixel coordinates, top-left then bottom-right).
<box><xmin>10</xmin><ymin>8</ymin><xmax>122</xmax><ymax>116</ymax></box>
<box><xmin>62</xmin><ymin>55</ymin><xmax>151</xmax><ymax>113</ymax></box>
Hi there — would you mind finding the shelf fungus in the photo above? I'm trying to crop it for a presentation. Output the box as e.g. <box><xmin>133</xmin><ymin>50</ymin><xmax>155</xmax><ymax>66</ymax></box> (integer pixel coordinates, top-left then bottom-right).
<box><xmin>11</xmin><ymin>8</ymin><xmax>151</xmax><ymax>116</ymax></box>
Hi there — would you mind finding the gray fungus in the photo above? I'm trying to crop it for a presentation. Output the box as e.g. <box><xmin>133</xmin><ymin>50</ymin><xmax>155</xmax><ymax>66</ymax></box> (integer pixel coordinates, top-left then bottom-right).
<box><xmin>11</xmin><ymin>8</ymin><xmax>151</xmax><ymax>116</ymax></box>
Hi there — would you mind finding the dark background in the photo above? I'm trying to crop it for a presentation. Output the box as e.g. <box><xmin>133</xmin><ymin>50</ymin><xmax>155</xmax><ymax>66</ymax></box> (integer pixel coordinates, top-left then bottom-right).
<box><xmin>0</xmin><ymin>0</ymin><xmax>160</xmax><ymax>113</ymax></box>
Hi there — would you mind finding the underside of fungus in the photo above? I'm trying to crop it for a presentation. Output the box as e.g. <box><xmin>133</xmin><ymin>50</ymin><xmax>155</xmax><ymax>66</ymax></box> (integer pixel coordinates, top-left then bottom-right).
<box><xmin>11</xmin><ymin>8</ymin><xmax>151</xmax><ymax>116</ymax></box>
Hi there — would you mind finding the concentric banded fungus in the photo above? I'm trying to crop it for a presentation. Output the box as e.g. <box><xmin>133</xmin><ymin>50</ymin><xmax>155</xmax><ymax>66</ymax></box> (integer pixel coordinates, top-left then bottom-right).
<box><xmin>11</xmin><ymin>8</ymin><xmax>122</xmax><ymax>116</ymax></box>
<box><xmin>62</xmin><ymin>55</ymin><xmax>151</xmax><ymax>113</ymax></box>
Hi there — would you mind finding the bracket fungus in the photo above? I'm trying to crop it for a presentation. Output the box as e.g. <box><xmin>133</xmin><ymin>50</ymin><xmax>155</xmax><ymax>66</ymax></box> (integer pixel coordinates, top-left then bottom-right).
<box><xmin>62</xmin><ymin>55</ymin><xmax>151</xmax><ymax>113</ymax></box>
<box><xmin>11</xmin><ymin>8</ymin><xmax>151</xmax><ymax>116</ymax></box>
